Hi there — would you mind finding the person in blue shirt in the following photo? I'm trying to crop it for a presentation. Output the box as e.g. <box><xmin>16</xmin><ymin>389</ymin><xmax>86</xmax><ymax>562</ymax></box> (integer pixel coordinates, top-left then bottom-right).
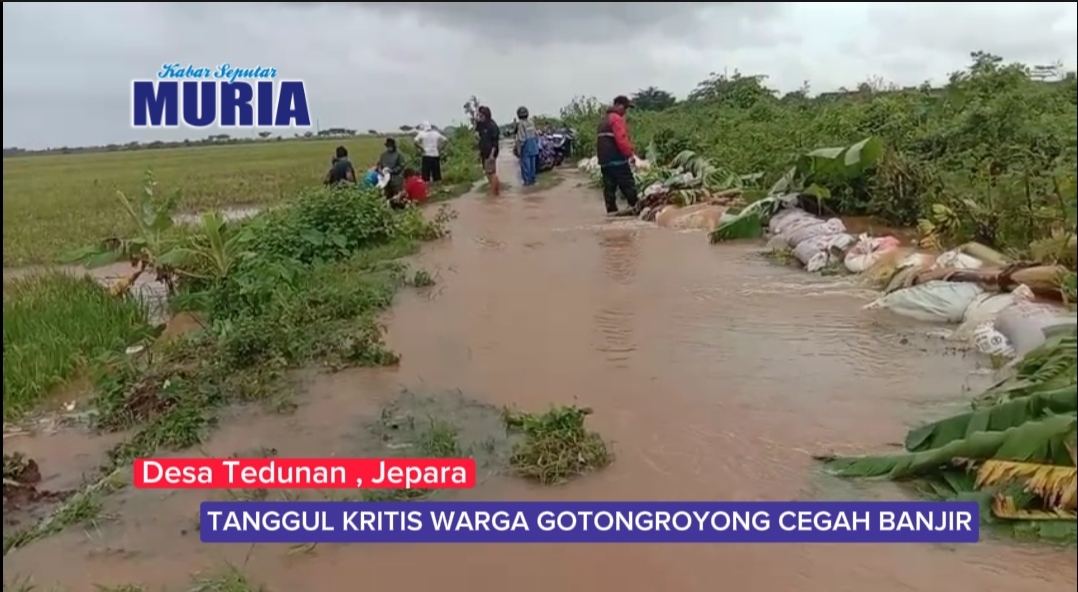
<box><xmin>514</xmin><ymin>106</ymin><xmax>540</xmax><ymax>186</ymax></box>
<box><xmin>362</xmin><ymin>167</ymin><xmax>380</xmax><ymax>187</ymax></box>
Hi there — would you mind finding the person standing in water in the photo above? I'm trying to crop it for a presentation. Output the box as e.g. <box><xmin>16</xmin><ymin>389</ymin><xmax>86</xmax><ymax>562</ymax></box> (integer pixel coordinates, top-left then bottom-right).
<box><xmin>514</xmin><ymin>106</ymin><xmax>540</xmax><ymax>187</ymax></box>
<box><xmin>324</xmin><ymin>146</ymin><xmax>357</xmax><ymax>185</ymax></box>
<box><xmin>475</xmin><ymin>106</ymin><xmax>501</xmax><ymax>197</ymax></box>
<box><xmin>413</xmin><ymin>121</ymin><xmax>447</xmax><ymax>183</ymax></box>
<box><xmin>376</xmin><ymin>138</ymin><xmax>406</xmax><ymax>200</ymax></box>
<box><xmin>595</xmin><ymin>95</ymin><xmax>639</xmax><ymax>214</ymax></box>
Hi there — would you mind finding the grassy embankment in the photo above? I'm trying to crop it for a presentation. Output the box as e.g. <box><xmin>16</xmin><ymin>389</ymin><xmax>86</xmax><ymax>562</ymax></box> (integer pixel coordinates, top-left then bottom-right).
<box><xmin>2</xmin><ymin>125</ymin><xmax>611</xmax><ymax>589</ymax></box>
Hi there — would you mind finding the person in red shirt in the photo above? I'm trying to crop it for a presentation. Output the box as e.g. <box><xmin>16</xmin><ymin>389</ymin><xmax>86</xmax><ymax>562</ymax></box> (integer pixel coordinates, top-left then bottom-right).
<box><xmin>595</xmin><ymin>95</ymin><xmax>639</xmax><ymax>215</ymax></box>
<box><xmin>402</xmin><ymin>168</ymin><xmax>428</xmax><ymax>204</ymax></box>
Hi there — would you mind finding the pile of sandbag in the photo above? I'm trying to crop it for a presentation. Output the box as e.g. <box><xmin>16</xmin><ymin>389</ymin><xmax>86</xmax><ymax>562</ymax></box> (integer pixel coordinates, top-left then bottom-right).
<box><xmin>763</xmin><ymin>205</ymin><xmax>1076</xmax><ymax>359</ymax></box>
<box><xmin>864</xmin><ymin>249</ymin><xmax>1076</xmax><ymax>358</ymax></box>
<box><xmin>767</xmin><ymin>208</ymin><xmax>856</xmax><ymax>272</ymax></box>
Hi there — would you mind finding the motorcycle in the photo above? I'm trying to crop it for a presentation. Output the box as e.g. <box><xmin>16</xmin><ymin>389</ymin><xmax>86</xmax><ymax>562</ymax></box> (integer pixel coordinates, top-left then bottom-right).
<box><xmin>545</xmin><ymin>128</ymin><xmax>575</xmax><ymax>166</ymax></box>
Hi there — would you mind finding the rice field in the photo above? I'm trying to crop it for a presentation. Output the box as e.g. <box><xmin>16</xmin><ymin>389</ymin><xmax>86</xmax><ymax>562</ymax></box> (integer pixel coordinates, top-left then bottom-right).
<box><xmin>2</xmin><ymin>138</ymin><xmax>389</xmax><ymax>266</ymax></box>
<box><xmin>3</xmin><ymin>272</ymin><xmax>149</xmax><ymax>419</ymax></box>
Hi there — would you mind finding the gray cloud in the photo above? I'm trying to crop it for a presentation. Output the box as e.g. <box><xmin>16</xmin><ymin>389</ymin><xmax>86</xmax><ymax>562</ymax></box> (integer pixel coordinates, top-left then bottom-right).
<box><xmin>355</xmin><ymin>2</ymin><xmax>786</xmax><ymax>46</ymax></box>
<box><xmin>3</xmin><ymin>2</ymin><xmax>1075</xmax><ymax>150</ymax></box>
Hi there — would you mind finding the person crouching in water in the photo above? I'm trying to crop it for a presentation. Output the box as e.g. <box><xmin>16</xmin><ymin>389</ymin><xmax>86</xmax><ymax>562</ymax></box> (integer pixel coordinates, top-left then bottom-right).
<box><xmin>596</xmin><ymin>95</ymin><xmax>639</xmax><ymax>215</ymax></box>
<box><xmin>387</xmin><ymin>168</ymin><xmax>429</xmax><ymax>210</ymax></box>
<box><xmin>324</xmin><ymin>145</ymin><xmax>357</xmax><ymax>185</ymax></box>
<box><xmin>377</xmin><ymin>138</ymin><xmax>406</xmax><ymax>199</ymax></box>
<box><xmin>514</xmin><ymin>106</ymin><xmax>540</xmax><ymax>187</ymax></box>
<box><xmin>475</xmin><ymin>106</ymin><xmax>501</xmax><ymax>196</ymax></box>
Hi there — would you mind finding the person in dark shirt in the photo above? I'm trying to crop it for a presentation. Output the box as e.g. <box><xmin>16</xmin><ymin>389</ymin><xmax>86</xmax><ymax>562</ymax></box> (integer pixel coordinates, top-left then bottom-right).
<box><xmin>324</xmin><ymin>146</ymin><xmax>357</xmax><ymax>185</ymax></box>
<box><xmin>376</xmin><ymin>138</ymin><xmax>407</xmax><ymax>199</ymax></box>
<box><xmin>595</xmin><ymin>95</ymin><xmax>639</xmax><ymax>215</ymax></box>
<box><xmin>475</xmin><ymin>106</ymin><xmax>501</xmax><ymax>197</ymax></box>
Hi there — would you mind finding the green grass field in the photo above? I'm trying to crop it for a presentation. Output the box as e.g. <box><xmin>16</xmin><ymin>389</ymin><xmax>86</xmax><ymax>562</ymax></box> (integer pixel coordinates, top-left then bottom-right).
<box><xmin>2</xmin><ymin>138</ymin><xmax>389</xmax><ymax>266</ymax></box>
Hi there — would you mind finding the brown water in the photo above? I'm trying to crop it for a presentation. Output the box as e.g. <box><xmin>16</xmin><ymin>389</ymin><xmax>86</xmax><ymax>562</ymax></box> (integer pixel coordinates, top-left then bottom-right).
<box><xmin>4</xmin><ymin>156</ymin><xmax>1075</xmax><ymax>591</ymax></box>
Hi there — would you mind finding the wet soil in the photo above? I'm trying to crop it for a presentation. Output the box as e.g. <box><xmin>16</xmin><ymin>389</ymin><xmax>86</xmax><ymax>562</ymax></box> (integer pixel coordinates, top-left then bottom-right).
<box><xmin>3</xmin><ymin>157</ymin><xmax>1076</xmax><ymax>591</ymax></box>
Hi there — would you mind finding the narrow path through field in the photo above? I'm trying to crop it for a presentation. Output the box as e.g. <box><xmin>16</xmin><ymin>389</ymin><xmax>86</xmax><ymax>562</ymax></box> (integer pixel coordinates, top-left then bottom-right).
<box><xmin>5</xmin><ymin>152</ymin><xmax>1076</xmax><ymax>591</ymax></box>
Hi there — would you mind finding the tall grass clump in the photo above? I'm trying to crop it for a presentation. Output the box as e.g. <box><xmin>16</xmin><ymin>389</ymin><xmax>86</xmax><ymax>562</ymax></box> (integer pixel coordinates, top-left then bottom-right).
<box><xmin>60</xmin><ymin>182</ymin><xmax>457</xmax><ymax>467</ymax></box>
<box><xmin>3</xmin><ymin>272</ymin><xmax>147</xmax><ymax>419</ymax></box>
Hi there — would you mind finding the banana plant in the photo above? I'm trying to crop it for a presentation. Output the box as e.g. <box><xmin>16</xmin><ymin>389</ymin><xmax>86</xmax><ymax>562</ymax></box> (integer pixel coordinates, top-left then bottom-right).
<box><xmin>62</xmin><ymin>171</ymin><xmax>189</xmax><ymax>294</ymax></box>
<box><xmin>768</xmin><ymin>136</ymin><xmax>884</xmax><ymax>196</ymax></box>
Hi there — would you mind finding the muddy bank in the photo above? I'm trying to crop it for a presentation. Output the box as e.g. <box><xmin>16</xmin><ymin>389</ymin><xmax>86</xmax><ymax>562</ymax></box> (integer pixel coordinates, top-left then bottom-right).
<box><xmin>4</xmin><ymin>161</ymin><xmax>1075</xmax><ymax>591</ymax></box>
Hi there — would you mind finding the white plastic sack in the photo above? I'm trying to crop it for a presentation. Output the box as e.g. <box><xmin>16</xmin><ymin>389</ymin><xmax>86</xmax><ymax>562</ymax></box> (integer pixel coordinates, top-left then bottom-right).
<box><xmin>844</xmin><ymin>234</ymin><xmax>902</xmax><ymax>273</ymax></box>
<box><xmin>768</xmin><ymin>209</ymin><xmax>816</xmax><ymax>236</ymax></box>
<box><xmin>963</xmin><ymin>288</ymin><xmax>1033</xmax><ymax>325</ymax></box>
<box><xmin>972</xmin><ymin>323</ymin><xmax>1015</xmax><ymax>357</ymax></box>
<box><xmin>934</xmin><ymin>249</ymin><xmax>983</xmax><ymax>270</ymax></box>
<box><xmin>951</xmin><ymin>287</ymin><xmax>1033</xmax><ymax>342</ymax></box>
<box><xmin>376</xmin><ymin>169</ymin><xmax>392</xmax><ymax>189</ymax></box>
<box><xmin>994</xmin><ymin>301</ymin><xmax>1078</xmax><ymax>356</ymax></box>
<box><xmin>863</xmin><ymin>280</ymin><xmax>985</xmax><ymax>323</ymax></box>
<box><xmin>783</xmin><ymin>219</ymin><xmax>847</xmax><ymax>248</ymax></box>
<box><xmin>793</xmin><ymin>233</ymin><xmax>855</xmax><ymax>272</ymax></box>
<box><xmin>767</xmin><ymin>208</ymin><xmax>802</xmax><ymax>233</ymax></box>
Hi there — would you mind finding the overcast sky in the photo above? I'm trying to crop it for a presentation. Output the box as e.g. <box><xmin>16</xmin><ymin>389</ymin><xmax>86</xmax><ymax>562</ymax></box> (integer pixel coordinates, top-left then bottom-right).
<box><xmin>3</xmin><ymin>2</ymin><xmax>1076</xmax><ymax>150</ymax></box>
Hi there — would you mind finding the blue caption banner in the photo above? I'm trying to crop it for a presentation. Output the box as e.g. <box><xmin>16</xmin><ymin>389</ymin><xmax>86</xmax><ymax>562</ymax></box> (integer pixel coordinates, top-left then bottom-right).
<box><xmin>199</xmin><ymin>501</ymin><xmax>980</xmax><ymax>544</ymax></box>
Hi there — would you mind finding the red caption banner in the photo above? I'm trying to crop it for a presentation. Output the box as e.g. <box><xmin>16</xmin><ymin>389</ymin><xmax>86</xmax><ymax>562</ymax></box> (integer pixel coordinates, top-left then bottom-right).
<box><xmin>133</xmin><ymin>458</ymin><xmax>476</xmax><ymax>489</ymax></box>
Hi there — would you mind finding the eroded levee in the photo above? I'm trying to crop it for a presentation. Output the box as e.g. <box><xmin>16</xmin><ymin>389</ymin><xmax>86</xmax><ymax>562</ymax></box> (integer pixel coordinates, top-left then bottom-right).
<box><xmin>4</xmin><ymin>162</ymin><xmax>1075</xmax><ymax>591</ymax></box>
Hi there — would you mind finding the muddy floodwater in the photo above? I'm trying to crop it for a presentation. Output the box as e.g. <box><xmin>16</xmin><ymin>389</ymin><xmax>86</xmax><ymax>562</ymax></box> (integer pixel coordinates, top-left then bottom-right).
<box><xmin>4</xmin><ymin>154</ymin><xmax>1076</xmax><ymax>591</ymax></box>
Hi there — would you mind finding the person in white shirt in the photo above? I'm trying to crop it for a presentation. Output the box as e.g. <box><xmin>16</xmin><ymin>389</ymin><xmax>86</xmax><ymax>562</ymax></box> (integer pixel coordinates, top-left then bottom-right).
<box><xmin>413</xmin><ymin>121</ymin><xmax>448</xmax><ymax>183</ymax></box>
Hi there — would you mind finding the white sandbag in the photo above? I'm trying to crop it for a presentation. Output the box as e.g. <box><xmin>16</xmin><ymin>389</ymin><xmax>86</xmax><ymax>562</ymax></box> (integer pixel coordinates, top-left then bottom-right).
<box><xmin>843</xmin><ymin>234</ymin><xmax>901</xmax><ymax>273</ymax></box>
<box><xmin>963</xmin><ymin>287</ymin><xmax>1033</xmax><ymax>325</ymax></box>
<box><xmin>994</xmin><ymin>302</ymin><xmax>1078</xmax><ymax>356</ymax></box>
<box><xmin>768</xmin><ymin>209</ymin><xmax>817</xmax><ymax>236</ymax></box>
<box><xmin>951</xmin><ymin>287</ymin><xmax>1033</xmax><ymax>341</ymax></box>
<box><xmin>863</xmin><ymin>280</ymin><xmax>984</xmax><ymax>323</ymax></box>
<box><xmin>793</xmin><ymin>233</ymin><xmax>855</xmax><ymax>272</ymax></box>
<box><xmin>783</xmin><ymin>218</ymin><xmax>847</xmax><ymax>248</ymax></box>
<box><xmin>972</xmin><ymin>323</ymin><xmax>1015</xmax><ymax>357</ymax></box>
<box><xmin>767</xmin><ymin>208</ymin><xmax>804</xmax><ymax>233</ymax></box>
<box><xmin>934</xmin><ymin>249</ymin><xmax>983</xmax><ymax>270</ymax></box>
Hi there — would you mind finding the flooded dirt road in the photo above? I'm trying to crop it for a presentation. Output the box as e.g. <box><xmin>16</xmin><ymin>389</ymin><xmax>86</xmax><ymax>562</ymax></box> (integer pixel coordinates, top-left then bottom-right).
<box><xmin>5</xmin><ymin>157</ymin><xmax>1075</xmax><ymax>591</ymax></box>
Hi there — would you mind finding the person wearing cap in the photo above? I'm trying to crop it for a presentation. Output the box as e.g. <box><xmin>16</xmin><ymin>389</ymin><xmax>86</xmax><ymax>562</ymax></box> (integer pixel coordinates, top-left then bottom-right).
<box><xmin>595</xmin><ymin>95</ymin><xmax>639</xmax><ymax>214</ymax></box>
<box><xmin>514</xmin><ymin>106</ymin><xmax>540</xmax><ymax>187</ymax></box>
<box><xmin>376</xmin><ymin>137</ymin><xmax>407</xmax><ymax>200</ymax></box>
<box><xmin>413</xmin><ymin>121</ymin><xmax>447</xmax><ymax>183</ymax></box>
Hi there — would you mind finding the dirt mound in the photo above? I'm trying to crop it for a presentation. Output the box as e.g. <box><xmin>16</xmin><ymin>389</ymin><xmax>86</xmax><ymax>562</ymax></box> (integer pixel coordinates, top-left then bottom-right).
<box><xmin>3</xmin><ymin>453</ymin><xmax>71</xmax><ymax>511</ymax></box>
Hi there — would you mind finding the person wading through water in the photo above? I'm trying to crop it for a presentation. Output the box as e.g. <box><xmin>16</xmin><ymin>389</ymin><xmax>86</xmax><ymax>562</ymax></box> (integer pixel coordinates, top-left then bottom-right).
<box><xmin>413</xmin><ymin>121</ymin><xmax>447</xmax><ymax>183</ymax></box>
<box><xmin>376</xmin><ymin>137</ymin><xmax>406</xmax><ymax>200</ymax></box>
<box><xmin>596</xmin><ymin>95</ymin><xmax>640</xmax><ymax>215</ymax></box>
<box><xmin>475</xmin><ymin>106</ymin><xmax>501</xmax><ymax>196</ymax></box>
<box><xmin>514</xmin><ymin>106</ymin><xmax>540</xmax><ymax>187</ymax></box>
<box><xmin>324</xmin><ymin>146</ymin><xmax>357</xmax><ymax>185</ymax></box>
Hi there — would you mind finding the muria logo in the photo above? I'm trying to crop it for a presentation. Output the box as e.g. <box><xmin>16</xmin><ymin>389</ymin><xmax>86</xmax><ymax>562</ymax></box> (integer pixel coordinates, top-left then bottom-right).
<box><xmin>132</xmin><ymin>63</ymin><xmax>312</xmax><ymax>129</ymax></box>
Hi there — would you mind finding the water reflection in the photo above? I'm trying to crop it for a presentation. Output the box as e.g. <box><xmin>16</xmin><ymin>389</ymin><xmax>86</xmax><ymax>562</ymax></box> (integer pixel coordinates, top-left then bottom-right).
<box><xmin>592</xmin><ymin>228</ymin><xmax>639</xmax><ymax>368</ymax></box>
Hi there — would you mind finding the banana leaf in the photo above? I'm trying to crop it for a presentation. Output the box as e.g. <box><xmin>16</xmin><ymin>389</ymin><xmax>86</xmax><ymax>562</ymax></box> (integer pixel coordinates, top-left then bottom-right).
<box><xmin>906</xmin><ymin>385</ymin><xmax>1078</xmax><ymax>452</ymax></box>
<box><xmin>768</xmin><ymin>137</ymin><xmax>883</xmax><ymax>195</ymax></box>
<box><xmin>708</xmin><ymin>196</ymin><xmax>782</xmax><ymax>243</ymax></box>
<box><xmin>822</xmin><ymin>414</ymin><xmax>1077</xmax><ymax>480</ymax></box>
<box><xmin>973</xmin><ymin>332</ymin><xmax>1077</xmax><ymax>408</ymax></box>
